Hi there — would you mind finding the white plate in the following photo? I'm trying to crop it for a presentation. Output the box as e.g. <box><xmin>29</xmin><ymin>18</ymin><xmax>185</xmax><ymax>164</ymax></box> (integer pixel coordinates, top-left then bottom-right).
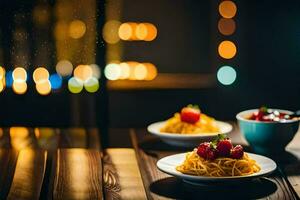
<box><xmin>157</xmin><ymin>152</ymin><xmax>277</xmax><ymax>185</ymax></box>
<box><xmin>147</xmin><ymin>121</ymin><xmax>232</xmax><ymax>147</ymax></box>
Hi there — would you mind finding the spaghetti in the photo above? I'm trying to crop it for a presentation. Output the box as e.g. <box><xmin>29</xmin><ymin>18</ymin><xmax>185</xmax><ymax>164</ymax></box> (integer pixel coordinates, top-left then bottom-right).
<box><xmin>160</xmin><ymin>113</ymin><xmax>219</xmax><ymax>134</ymax></box>
<box><xmin>176</xmin><ymin>150</ymin><xmax>261</xmax><ymax>177</ymax></box>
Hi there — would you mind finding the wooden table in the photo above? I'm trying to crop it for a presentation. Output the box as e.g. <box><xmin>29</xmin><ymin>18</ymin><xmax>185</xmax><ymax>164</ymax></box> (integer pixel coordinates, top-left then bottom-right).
<box><xmin>0</xmin><ymin>125</ymin><xmax>299</xmax><ymax>200</ymax></box>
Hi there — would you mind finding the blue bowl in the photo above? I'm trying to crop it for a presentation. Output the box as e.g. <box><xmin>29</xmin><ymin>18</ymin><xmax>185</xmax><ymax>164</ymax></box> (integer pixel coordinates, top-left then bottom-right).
<box><xmin>236</xmin><ymin>109</ymin><xmax>299</xmax><ymax>155</ymax></box>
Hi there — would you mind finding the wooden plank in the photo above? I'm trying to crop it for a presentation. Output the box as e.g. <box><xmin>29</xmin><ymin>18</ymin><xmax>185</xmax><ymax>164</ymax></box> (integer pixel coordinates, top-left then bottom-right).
<box><xmin>130</xmin><ymin>128</ymin><xmax>298</xmax><ymax>200</ymax></box>
<box><xmin>103</xmin><ymin>148</ymin><xmax>147</xmax><ymax>200</ymax></box>
<box><xmin>87</xmin><ymin>128</ymin><xmax>102</xmax><ymax>150</ymax></box>
<box><xmin>59</xmin><ymin>128</ymin><xmax>87</xmax><ymax>148</ymax></box>
<box><xmin>0</xmin><ymin>149</ymin><xmax>18</xmax><ymax>199</ymax></box>
<box><xmin>284</xmin><ymin>163</ymin><xmax>300</xmax><ymax>198</ymax></box>
<box><xmin>53</xmin><ymin>149</ymin><xmax>103</xmax><ymax>200</ymax></box>
<box><xmin>7</xmin><ymin>149</ymin><xmax>47</xmax><ymax>200</ymax></box>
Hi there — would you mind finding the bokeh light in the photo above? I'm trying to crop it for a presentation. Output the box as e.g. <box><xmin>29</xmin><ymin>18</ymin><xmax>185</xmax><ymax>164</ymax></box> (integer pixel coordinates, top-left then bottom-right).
<box><xmin>217</xmin><ymin>66</ymin><xmax>237</xmax><ymax>85</ymax></box>
<box><xmin>0</xmin><ymin>82</ymin><xmax>4</xmax><ymax>93</ymax></box>
<box><xmin>118</xmin><ymin>23</ymin><xmax>137</xmax><ymax>40</ymax></box>
<box><xmin>56</xmin><ymin>60</ymin><xmax>73</xmax><ymax>77</ymax></box>
<box><xmin>103</xmin><ymin>20</ymin><xmax>121</xmax><ymax>44</ymax></box>
<box><xmin>68</xmin><ymin>77</ymin><xmax>83</xmax><ymax>93</ymax></box>
<box><xmin>119</xmin><ymin>62</ymin><xmax>131</xmax><ymax>79</ymax></box>
<box><xmin>134</xmin><ymin>63</ymin><xmax>148</xmax><ymax>80</ymax></box>
<box><xmin>12</xmin><ymin>81</ymin><xmax>27</xmax><ymax>94</ymax></box>
<box><xmin>69</xmin><ymin>20</ymin><xmax>86</xmax><ymax>39</ymax></box>
<box><xmin>143</xmin><ymin>23</ymin><xmax>157</xmax><ymax>41</ymax></box>
<box><xmin>5</xmin><ymin>71</ymin><xmax>13</xmax><ymax>88</ymax></box>
<box><xmin>219</xmin><ymin>1</ymin><xmax>237</xmax><ymax>19</ymax></box>
<box><xmin>218</xmin><ymin>18</ymin><xmax>236</xmax><ymax>36</ymax></box>
<box><xmin>84</xmin><ymin>77</ymin><xmax>99</xmax><ymax>93</ymax></box>
<box><xmin>144</xmin><ymin>63</ymin><xmax>158</xmax><ymax>80</ymax></box>
<box><xmin>218</xmin><ymin>40</ymin><xmax>237</xmax><ymax>59</ymax></box>
<box><xmin>104</xmin><ymin>63</ymin><xmax>121</xmax><ymax>80</ymax></box>
<box><xmin>49</xmin><ymin>73</ymin><xmax>63</xmax><ymax>90</ymax></box>
<box><xmin>33</xmin><ymin>67</ymin><xmax>49</xmax><ymax>84</ymax></box>
<box><xmin>12</xmin><ymin>67</ymin><xmax>27</xmax><ymax>82</ymax></box>
<box><xmin>36</xmin><ymin>80</ymin><xmax>51</xmax><ymax>95</ymax></box>
<box><xmin>90</xmin><ymin>64</ymin><xmax>101</xmax><ymax>79</ymax></box>
<box><xmin>74</xmin><ymin>65</ymin><xmax>93</xmax><ymax>82</ymax></box>
<box><xmin>0</xmin><ymin>66</ymin><xmax>5</xmax><ymax>79</ymax></box>
<box><xmin>127</xmin><ymin>62</ymin><xmax>139</xmax><ymax>80</ymax></box>
<box><xmin>136</xmin><ymin>23</ymin><xmax>148</xmax><ymax>40</ymax></box>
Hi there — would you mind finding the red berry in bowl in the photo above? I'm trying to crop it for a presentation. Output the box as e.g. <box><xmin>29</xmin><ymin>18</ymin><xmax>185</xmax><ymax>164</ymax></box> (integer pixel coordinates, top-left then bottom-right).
<box><xmin>180</xmin><ymin>107</ymin><xmax>200</xmax><ymax>124</ymax></box>
<box><xmin>216</xmin><ymin>139</ymin><xmax>233</xmax><ymax>157</ymax></box>
<box><xmin>197</xmin><ymin>142</ymin><xmax>210</xmax><ymax>158</ymax></box>
<box><xmin>230</xmin><ymin>145</ymin><xmax>244</xmax><ymax>159</ymax></box>
<box><xmin>206</xmin><ymin>148</ymin><xmax>218</xmax><ymax>160</ymax></box>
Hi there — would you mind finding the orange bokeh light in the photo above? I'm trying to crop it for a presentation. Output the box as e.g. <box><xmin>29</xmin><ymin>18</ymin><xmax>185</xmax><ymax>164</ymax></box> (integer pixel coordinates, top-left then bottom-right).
<box><xmin>74</xmin><ymin>65</ymin><xmax>93</xmax><ymax>82</ymax></box>
<box><xmin>218</xmin><ymin>18</ymin><xmax>236</xmax><ymax>36</ymax></box>
<box><xmin>12</xmin><ymin>81</ymin><xmax>27</xmax><ymax>94</ymax></box>
<box><xmin>219</xmin><ymin>1</ymin><xmax>237</xmax><ymax>19</ymax></box>
<box><xmin>218</xmin><ymin>40</ymin><xmax>237</xmax><ymax>59</ymax></box>
<box><xmin>118</xmin><ymin>23</ymin><xmax>138</xmax><ymax>40</ymax></box>
<box><xmin>33</xmin><ymin>67</ymin><xmax>49</xmax><ymax>84</ymax></box>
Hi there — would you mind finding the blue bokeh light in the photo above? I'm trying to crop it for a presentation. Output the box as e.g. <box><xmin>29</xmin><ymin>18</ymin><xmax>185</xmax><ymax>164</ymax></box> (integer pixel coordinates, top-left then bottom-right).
<box><xmin>49</xmin><ymin>73</ymin><xmax>63</xmax><ymax>90</ymax></box>
<box><xmin>217</xmin><ymin>66</ymin><xmax>237</xmax><ymax>85</ymax></box>
<box><xmin>5</xmin><ymin>71</ymin><xmax>13</xmax><ymax>88</ymax></box>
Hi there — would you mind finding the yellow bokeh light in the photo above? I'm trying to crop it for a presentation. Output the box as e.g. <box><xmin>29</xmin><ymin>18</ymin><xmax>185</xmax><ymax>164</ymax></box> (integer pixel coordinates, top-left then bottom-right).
<box><xmin>68</xmin><ymin>77</ymin><xmax>83</xmax><ymax>93</ymax></box>
<box><xmin>218</xmin><ymin>18</ymin><xmax>236</xmax><ymax>36</ymax></box>
<box><xmin>12</xmin><ymin>81</ymin><xmax>27</xmax><ymax>94</ymax></box>
<box><xmin>218</xmin><ymin>40</ymin><xmax>237</xmax><ymax>59</ymax></box>
<box><xmin>36</xmin><ymin>80</ymin><xmax>51</xmax><ymax>95</ymax></box>
<box><xmin>84</xmin><ymin>77</ymin><xmax>99</xmax><ymax>93</ymax></box>
<box><xmin>9</xmin><ymin>127</ymin><xmax>30</xmax><ymax>150</ymax></box>
<box><xmin>144</xmin><ymin>63</ymin><xmax>158</xmax><ymax>80</ymax></box>
<box><xmin>144</xmin><ymin>23</ymin><xmax>157</xmax><ymax>41</ymax></box>
<box><xmin>103</xmin><ymin>20</ymin><xmax>121</xmax><ymax>44</ymax></box>
<box><xmin>119</xmin><ymin>62</ymin><xmax>131</xmax><ymax>79</ymax></box>
<box><xmin>56</xmin><ymin>60</ymin><xmax>73</xmax><ymax>76</ymax></box>
<box><xmin>0</xmin><ymin>66</ymin><xmax>5</xmax><ymax>79</ymax></box>
<box><xmin>0</xmin><ymin>82</ymin><xmax>4</xmax><ymax>93</ymax></box>
<box><xmin>104</xmin><ymin>63</ymin><xmax>121</xmax><ymax>80</ymax></box>
<box><xmin>33</xmin><ymin>67</ymin><xmax>49</xmax><ymax>84</ymax></box>
<box><xmin>219</xmin><ymin>1</ymin><xmax>237</xmax><ymax>19</ymax></box>
<box><xmin>10</xmin><ymin>127</ymin><xmax>29</xmax><ymax>138</ymax></box>
<box><xmin>127</xmin><ymin>62</ymin><xmax>139</xmax><ymax>80</ymax></box>
<box><xmin>69</xmin><ymin>20</ymin><xmax>86</xmax><ymax>39</ymax></box>
<box><xmin>118</xmin><ymin>23</ymin><xmax>137</xmax><ymax>40</ymax></box>
<box><xmin>136</xmin><ymin>23</ymin><xmax>148</xmax><ymax>40</ymax></box>
<box><xmin>134</xmin><ymin>63</ymin><xmax>148</xmax><ymax>80</ymax></box>
<box><xmin>12</xmin><ymin>67</ymin><xmax>27</xmax><ymax>82</ymax></box>
<box><xmin>74</xmin><ymin>65</ymin><xmax>93</xmax><ymax>82</ymax></box>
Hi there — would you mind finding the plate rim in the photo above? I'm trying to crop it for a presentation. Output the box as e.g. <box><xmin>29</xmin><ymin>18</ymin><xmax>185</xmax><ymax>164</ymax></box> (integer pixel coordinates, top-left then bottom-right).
<box><xmin>156</xmin><ymin>152</ymin><xmax>277</xmax><ymax>182</ymax></box>
<box><xmin>147</xmin><ymin>120</ymin><xmax>233</xmax><ymax>138</ymax></box>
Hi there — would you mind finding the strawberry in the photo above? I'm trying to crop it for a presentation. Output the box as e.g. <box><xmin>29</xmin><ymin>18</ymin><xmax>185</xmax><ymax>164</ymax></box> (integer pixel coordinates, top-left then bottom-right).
<box><xmin>230</xmin><ymin>145</ymin><xmax>244</xmax><ymax>159</ymax></box>
<box><xmin>206</xmin><ymin>148</ymin><xmax>218</xmax><ymax>160</ymax></box>
<box><xmin>216</xmin><ymin>139</ymin><xmax>233</xmax><ymax>157</ymax></box>
<box><xmin>180</xmin><ymin>105</ymin><xmax>200</xmax><ymax>124</ymax></box>
<box><xmin>196</xmin><ymin>142</ymin><xmax>210</xmax><ymax>159</ymax></box>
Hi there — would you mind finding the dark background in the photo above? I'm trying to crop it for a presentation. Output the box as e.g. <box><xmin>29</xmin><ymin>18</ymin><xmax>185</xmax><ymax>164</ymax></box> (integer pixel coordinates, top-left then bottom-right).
<box><xmin>0</xmin><ymin>0</ymin><xmax>299</xmax><ymax>131</ymax></box>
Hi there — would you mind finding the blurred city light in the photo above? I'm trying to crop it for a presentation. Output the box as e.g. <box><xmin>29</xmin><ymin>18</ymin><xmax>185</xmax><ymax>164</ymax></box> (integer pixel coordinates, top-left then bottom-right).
<box><xmin>219</xmin><ymin>1</ymin><xmax>237</xmax><ymax>19</ymax></box>
<box><xmin>103</xmin><ymin>20</ymin><xmax>121</xmax><ymax>44</ymax></box>
<box><xmin>74</xmin><ymin>65</ymin><xmax>93</xmax><ymax>82</ymax></box>
<box><xmin>12</xmin><ymin>81</ymin><xmax>27</xmax><ymax>94</ymax></box>
<box><xmin>12</xmin><ymin>67</ymin><xmax>27</xmax><ymax>82</ymax></box>
<box><xmin>5</xmin><ymin>71</ymin><xmax>13</xmax><ymax>88</ymax></box>
<box><xmin>218</xmin><ymin>18</ymin><xmax>236</xmax><ymax>36</ymax></box>
<box><xmin>36</xmin><ymin>80</ymin><xmax>51</xmax><ymax>95</ymax></box>
<box><xmin>217</xmin><ymin>66</ymin><xmax>237</xmax><ymax>85</ymax></box>
<box><xmin>49</xmin><ymin>73</ymin><xmax>63</xmax><ymax>90</ymax></box>
<box><xmin>104</xmin><ymin>63</ymin><xmax>121</xmax><ymax>80</ymax></box>
<box><xmin>84</xmin><ymin>77</ymin><xmax>99</xmax><ymax>93</ymax></box>
<box><xmin>33</xmin><ymin>67</ymin><xmax>49</xmax><ymax>84</ymax></box>
<box><xmin>218</xmin><ymin>40</ymin><xmax>237</xmax><ymax>59</ymax></box>
<box><xmin>90</xmin><ymin>64</ymin><xmax>101</xmax><ymax>79</ymax></box>
<box><xmin>56</xmin><ymin>60</ymin><xmax>73</xmax><ymax>77</ymax></box>
<box><xmin>68</xmin><ymin>77</ymin><xmax>83</xmax><ymax>93</ymax></box>
<box><xmin>134</xmin><ymin>63</ymin><xmax>148</xmax><ymax>80</ymax></box>
<box><xmin>69</xmin><ymin>20</ymin><xmax>86</xmax><ymax>39</ymax></box>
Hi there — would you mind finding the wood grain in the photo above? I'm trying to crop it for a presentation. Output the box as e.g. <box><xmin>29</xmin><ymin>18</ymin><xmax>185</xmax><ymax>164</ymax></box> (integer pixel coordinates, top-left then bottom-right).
<box><xmin>7</xmin><ymin>149</ymin><xmax>47</xmax><ymax>200</ymax></box>
<box><xmin>53</xmin><ymin>149</ymin><xmax>103</xmax><ymax>200</ymax></box>
<box><xmin>284</xmin><ymin>163</ymin><xmax>300</xmax><ymax>198</ymax></box>
<box><xmin>103</xmin><ymin>148</ymin><xmax>147</xmax><ymax>200</ymax></box>
<box><xmin>59</xmin><ymin>128</ymin><xmax>87</xmax><ymax>148</ymax></box>
<box><xmin>131</xmin><ymin>128</ymin><xmax>298</xmax><ymax>200</ymax></box>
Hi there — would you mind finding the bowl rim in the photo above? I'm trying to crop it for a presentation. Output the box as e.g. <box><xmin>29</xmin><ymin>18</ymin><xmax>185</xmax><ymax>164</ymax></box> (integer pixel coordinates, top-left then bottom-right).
<box><xmin>236</xmin><ymin>108</ymin><xmax>299</xmax><ymax>124</ymax></box>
